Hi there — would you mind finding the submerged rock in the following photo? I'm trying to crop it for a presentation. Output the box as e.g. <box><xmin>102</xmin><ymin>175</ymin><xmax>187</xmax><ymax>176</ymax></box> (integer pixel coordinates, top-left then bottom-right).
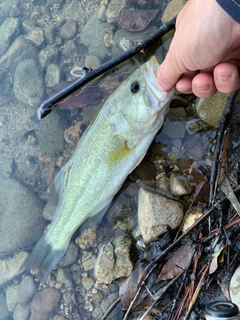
<box><xmin>138</xmin><ymin>187</ymin><xmax>183</xmax><ymax>243</ymax></box>
<box><xmin>119</xmin><ymin>8</ymin><xmax>159</xmax><ymax>32</ymax></box>
<box><xmin>30</xmin><ymin>288</ymin><xmax>61</xmax><ymax>320</ymax></box>
<box><xmin>0</xmin><ymin>177</ymin><xmax>46</xmax><ymax>257</ymax></box>
<box><xmin>80</xmin><ymin>13</ymin><xmax>113</xmax><ymax>59</ymax></box>
<box><xmin>13</xmin><ymin>58</ymin><xmax>45</xmax><ymax>106</ymax></box>
<box><xmin>95</xmin><ymin>236</ymin><xmax>133</xmax><ymax>284</ymax></box>
<box><xmin>106</xmin><ymin>0</ymin><xmax>125</xmax><ymax>23</ymax></box>
<box><xmin>0</xmin><ymin>252</ymin><xmax>28</xmax><ymax>285</ymax></box>
<box><xmin>0</xmin><ymin>17</ymin><xmax>20</xmax><ymax>56</ymax></box>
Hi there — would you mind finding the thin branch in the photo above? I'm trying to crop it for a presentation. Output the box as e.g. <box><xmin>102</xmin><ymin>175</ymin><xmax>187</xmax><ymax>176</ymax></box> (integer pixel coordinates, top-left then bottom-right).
<box><xmin>37</xmin><ymin>16</ymin><xmax>177</xmax><ymax>119</ymax></box>
<box><xmin>208</xmin><ymin>91</ymin><xmax>238</xmax><ymax>206</ymax></box>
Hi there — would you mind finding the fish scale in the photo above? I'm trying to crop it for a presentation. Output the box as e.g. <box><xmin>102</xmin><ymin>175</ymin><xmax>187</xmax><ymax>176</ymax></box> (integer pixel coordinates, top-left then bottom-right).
<box><xmin>21</xmin><ymin>56</ymin><xmax>175</xmax><ymax>281</ymax></box>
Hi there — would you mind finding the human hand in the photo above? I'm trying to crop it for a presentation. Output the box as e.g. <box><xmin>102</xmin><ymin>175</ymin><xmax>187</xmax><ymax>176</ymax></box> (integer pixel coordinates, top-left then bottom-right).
<box><xmin>156</xmin><ymin>0</ymin><xmax>240</xmax><ymax>98</ymax></box>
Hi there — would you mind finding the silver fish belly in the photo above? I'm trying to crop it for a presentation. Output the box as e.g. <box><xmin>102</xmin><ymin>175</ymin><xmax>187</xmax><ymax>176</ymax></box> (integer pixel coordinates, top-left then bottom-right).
<box><xmin>22</xmin><ymin>56</ymin><xmax>175</xmax><ymax>280</ymax></box>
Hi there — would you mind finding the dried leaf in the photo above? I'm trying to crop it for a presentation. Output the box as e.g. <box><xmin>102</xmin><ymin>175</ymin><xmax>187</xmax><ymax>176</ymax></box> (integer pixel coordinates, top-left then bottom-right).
<box><xmin>119</xmin><ymin>261</ymin><xmax>148</xmax><ymax>310</ymax></box>
<box><xmin>188</xmin><ymin>165</ymin><xmax>210</xmax><ymax>203</ymax></box>
<box><xmin>157</xmin><ymin>243</ymin><xmax>195</xmax><ymax>281</ymax></box>
<box><xmin>181</xmin><ymin>210</ymin><xmax>203</xmax><ymax>233</ymax></box>
<box><xmin>209</xmin><ymin>242</ymin><xmax>225</xmax><ymax>274</ymax></box>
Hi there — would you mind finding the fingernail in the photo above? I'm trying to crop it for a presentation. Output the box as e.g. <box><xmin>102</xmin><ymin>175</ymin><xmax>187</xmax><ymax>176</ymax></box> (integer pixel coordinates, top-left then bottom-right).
<box><xmin>194</xmin><ymin>84</ymin><xmax>210</xmax><ymax>92</ymax></box>
<box><xmin>216</xmin><ymin>72</ymin><xmax>232</xmax><ymax>83</ymax></box>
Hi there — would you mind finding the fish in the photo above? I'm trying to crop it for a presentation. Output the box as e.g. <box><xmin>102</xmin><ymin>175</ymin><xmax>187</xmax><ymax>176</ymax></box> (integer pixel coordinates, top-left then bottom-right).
<box><xmin>21</xmin><ymin>56</ymin><xmax>175</xmax><ymax>280</ymax></box>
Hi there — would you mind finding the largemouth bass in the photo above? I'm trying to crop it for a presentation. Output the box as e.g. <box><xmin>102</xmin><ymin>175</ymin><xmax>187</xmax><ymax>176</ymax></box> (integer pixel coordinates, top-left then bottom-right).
<box><xmin>22</xmin><ymin>56</ymin><xmax>174</xmax><ymax>280</ymax></box>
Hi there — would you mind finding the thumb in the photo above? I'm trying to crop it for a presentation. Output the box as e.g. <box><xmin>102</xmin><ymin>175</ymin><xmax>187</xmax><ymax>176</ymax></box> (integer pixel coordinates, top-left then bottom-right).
<box><xmin>156</xmin><ymin>52</ymin><xmax>184</xmax><ymax>92</ymax></box>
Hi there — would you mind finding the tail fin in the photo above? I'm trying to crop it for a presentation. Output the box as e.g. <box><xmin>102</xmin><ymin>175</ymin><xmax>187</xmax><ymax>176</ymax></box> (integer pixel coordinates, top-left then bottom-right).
<box><xmin>21</xmin><ymin>233</ymin><xmax>68</xmax><ymax>282</ymax></box>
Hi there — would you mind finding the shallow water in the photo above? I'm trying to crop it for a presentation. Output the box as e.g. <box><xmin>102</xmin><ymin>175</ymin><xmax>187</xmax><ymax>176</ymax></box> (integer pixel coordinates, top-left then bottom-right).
<box><xmin>0</xmin><ymin>0</ymin><xmax>230</xmax><ymax>319</ymax></box>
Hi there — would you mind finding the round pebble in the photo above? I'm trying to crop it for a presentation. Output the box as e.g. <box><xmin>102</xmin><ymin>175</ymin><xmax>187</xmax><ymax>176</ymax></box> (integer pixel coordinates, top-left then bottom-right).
<box><xmin>59</xmin><ymin>242</ymin><xmax>79</xmax><ymax>267</ymax></box>
<box><xmin>30</xmin><ymin>288</ymin><xmax>61</xmax><ymax>320</ymax></box>
<box><xmin>18</xmin><ymin>276</ymin><xmax>37</xmax><ymax>304</ymax></box>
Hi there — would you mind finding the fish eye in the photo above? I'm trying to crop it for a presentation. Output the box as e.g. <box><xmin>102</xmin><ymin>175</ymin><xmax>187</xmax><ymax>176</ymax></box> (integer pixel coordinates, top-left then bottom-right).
<box><xmin>130</xmin><ymin>81</ymin><xmax>140</xmax><ymax>93</ymax></box>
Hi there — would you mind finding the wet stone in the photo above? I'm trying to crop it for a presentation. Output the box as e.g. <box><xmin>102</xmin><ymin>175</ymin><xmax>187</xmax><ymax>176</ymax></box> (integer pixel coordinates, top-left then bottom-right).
<box><xmin>95</xmin><ymin>236</ymin><xmax>133</xmax><ymax>284</ymax></box>
<box><xmin>45</xmin><ymin>63</ymin><xmax>61</xmax><ymax>87</ymax></box>
<box><xmin>0</xmin><ymin>291</ymin><xmax>9</xmax><ymax>320</ymax></box>
<box><xmin>133</xmin><ymin>159</ymin><xmax>156</xmax><ymax>180</ymax></box>
<box><xmin>25</xmin><ymin>27</ymin><xmax>45</xmax><ymax>47</ymax></box>
<box><xmin>18</xmin><ymin>276</ymin><xmax>37</xmax><ymax>304</ymax></box>
<box><xmin>170</xmin><ymin>173</ymin><xmax>192</xmax><ymax>197</ymax></box>
<box><xmin>60</xmin><ymin>20</ymin><xmax>77</xmax><ymax>40</ymax></box>
<box><xmin>138</xmin><ymin>187</ymin><xmax>184</xmax><ymax>243</ymax></box>
<box><xmin>85</xmin><ymin>54</ymin><xmax>101</xmax><ymax>69</ymax></box>
<box><xmin>30</xmin><ymin>288</ymin><xmax>61</xmax><ymax>320</ymax></box>
<box><xmin>80</xmin><ymin>13</ymin><xmax>112</xmax><ymax>59</ymax></box>
<box><xmin>56</xmin><ymin>267</ymin><xmax>71</xmax><ymax>285</ymax></box>
<box><xmin>59</xmin><ymin>242</ymin><xmax>79</xmax><ymax>267</ymax></box>
<box><xmin>6</xmin><ymin>284</ymin><xmax>18</xmax><ymax>312</ymax></box>
<box><xmin>196</xmin><ymin>91</ymin><xmax>228</xmax><ymax>127</ymax></box>
<box><xmin>13</xmin><ymin>303</ymin><xmax>31</xmax><ymax>320</ymax></box>
<box><xmin>106</xmin><ymin>0</ymin><xmax>125</xmax><ymax>23</ymax></box>
<box><xmin>0</xmin><ymin>252</ymin><xmax>28</xmax><ymax>285</ymax></box>
<box><xmin>13</xmin><ymin>58</ymin><xmax>45</xmax><ymax>106</ymax></box>
<box><xmin>82</xmin><ymin>277</ymin><xmax>94</xmax><ymax>290</ymax></box>
<box><xmin>119</xmin><ymin>8</ymin><xmax>159</xmax><ymax>32</ymax></box>
<box><xmin>161</xmin><ymin>118</ymin><xmax>186</xmax><ymax>139</ymax></box>
<box><xmin>38</xmin><ymin>44</ymin><xmax>59</xmax><ymax>70</ymax></box>
<box><xmin>0</xmin><ymin>178</ymin><xmax>45</xmax><ymax>257</ymax></box>
<box><xmin>0</xmin><ymin>17</ymin><xmax>20</xmax><ymax>56</ymax></box>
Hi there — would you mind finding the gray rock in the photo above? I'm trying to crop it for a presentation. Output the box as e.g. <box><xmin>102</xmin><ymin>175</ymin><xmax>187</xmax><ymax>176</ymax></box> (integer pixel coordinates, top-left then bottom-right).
<box><xmin>0</xmin><ymin>0</ymin><xmax>15</xmax><ymax>25</ymax></box>
<box><xmin>138</xmin><ymin>187</ymin><xmax>183</xmax><ymax>243</ymax></box>
<box><xmin>100</xmin><ymin>292</ymin><xmax>119</xmax><ymax>313</ymax></box>
<box><xmin>161</xmin><ymin>118</ymin><xmax>186</xmax><ymax>139</ymax></box>
<box><xmin>13</xmin><ymin>58</ymin><xmax>45</xmax><ymax>106</ymax></box>
<box><xmin>95</xmin><ymin>236</ymin><xmax>133</xmax><ymax>284</ymax></box>
<box><xmin>0</xmin><ymin>36</ymin><xmax>38</xmax><ymax>95</ymax></box>
<box><xmin>56</xmin><ymin>267</ymin><xmax>71</xmax><ymax>285</ymax></box>
<box><xmin>45</xmin><ymin>63</ymin><xmax>61</xmax><ymax>87</ymax></box>
<box><xmin>0</xmin><ymin>157</ymin><xmax>14</xmax><ymax>178</ymax></box>
<box><xmin>98</xmin><ymin>3</ymin><xmax>107</xmax><ymax>21</ymax></box>
<box><xmin>35</xmin><ymin>112</ymin><xmax>65</xmax><ymax>157</ymax></box>
<box><xmin>59</xmin><ymin>242</ymin><xmax>79</xmax><ymax>267</ymax></box>
<box><xmin>196</xmin><ymin>91</ymin><xmax>228</xmax><ymax>128</ymax></box>
<box><xmin>13</xmin><ymin>303</ymin><xmax>31</xmax><ymax>320</ymax></box>
<box><xmin>60</xmin><ymin>20</ymin><xmax>77</xmax><ymax>40</ymax></box>
<box><xmin>0</xmin><ymin>35</ymin><xmax>38</xmax><ymax>97</ymax></box>
<box><xmin>106</xmin><ymin>0</ymin><xmax>125</xmax><ymax>23</ymax></box>
<box><xmin>0</xmin><ymin>177</ymin><xmax>46</xmax><ymax>257</ymax></box>
<box><xmin>0</xmin><ymin>252</ymin><xmax>28</xmax><ymax>285</ymax></box>
<box><xmin>0</xmin><ymin>291</ymin><xmax>9</xmax><ymax>319</ymax></box>
<box><xmin>25</xmin><ymin>27</ymin><xmax>45</xmax><ymax>47</ymax></box>
<box><xmin>85</xmin><ymin>55</ymin><xmax>101</xmax><ymax>70</ymax></box>
<box><xmin>112</xmin><ymin>25</ymin><xmax>158</xmax><ymax>57</ymax></box>
<box><xmin>0</xmin><ymin>18</ymin><xmax>20</xmax><ymax>55</ymax></box>
<box><xmin>6</xmin><ymin>284</ymin><xmax>18</xmax><ymax>312</ymax></box>
<box><xmin>60</xmin><ymin>0</ymin><xmax>87</xmax><ymax>26</ymax></box>
<box><xmin>61</xmin><ymin>39</ymin><xmax>78</xmax><ymax>58</ymax></box>
<box><xmin>170</xmin><ymin>173</ymin><xmax>192</xmax><ymax>197</ymax></box>
<box><xmin>18</xmin><ymin>276</ymin><xmax>37</xmax><ymax>304</ymax></box>
<box><xmin>80</xmin><ymin>13</ymin><xmax>112</xmax><ymax>60</ymax></box>
<box><xmin>30</xmin><ymin>288</ymin><xmax>61</xmax><ymax>320</ymax></box>
<box><xmin>44</xmin><ymin>24</ymin><xmax>56</xmax><ymax>45</ymax></box>
<box><xmin>38</xmin><ymin>45</ymin><xmax>59</xmax><ymax>70</ymax></box>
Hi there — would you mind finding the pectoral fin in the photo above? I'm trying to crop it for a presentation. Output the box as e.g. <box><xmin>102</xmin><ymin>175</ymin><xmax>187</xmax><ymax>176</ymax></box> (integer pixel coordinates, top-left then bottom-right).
<box><xmin>107</xmin><ymin>143</ymin><xmax>134</xmax><ymax>165</ymax></box>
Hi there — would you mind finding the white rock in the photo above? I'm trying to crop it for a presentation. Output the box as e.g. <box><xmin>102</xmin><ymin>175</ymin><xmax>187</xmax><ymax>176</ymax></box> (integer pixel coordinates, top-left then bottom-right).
<box><xmin>0</xmin><ymin>251</ymin><xmax>28</xmax><ymax>285</ymax></box>
<box><xmin>106</xmin><ymin>0</ymin><xmax>125</xmax><ymax>23</ymax></box>
<box><xmin>230</xmin><ymin>265</ymin><xmax>240</xmax><ymax>307</ymax></box>
<box><xmin>138</xmin><ymin>187</ymin><xmax>183</xmax><ymax>243</ymax></box>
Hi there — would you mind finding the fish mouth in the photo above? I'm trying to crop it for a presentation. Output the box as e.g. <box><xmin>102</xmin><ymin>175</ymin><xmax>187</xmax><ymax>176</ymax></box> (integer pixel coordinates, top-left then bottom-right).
<box><xmin>143</xmin><ymin>56</ymin><xmax>175</xmax><ymax>107</ymax></box>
